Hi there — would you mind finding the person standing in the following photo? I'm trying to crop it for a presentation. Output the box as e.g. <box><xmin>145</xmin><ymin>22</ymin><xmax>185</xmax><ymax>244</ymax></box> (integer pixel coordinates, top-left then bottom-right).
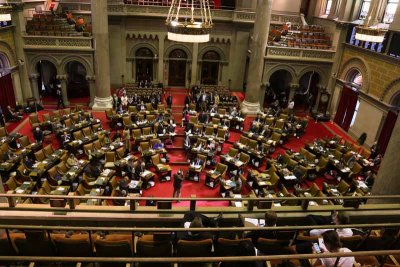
<box><xmin>33</xmin><ymin>127</ymin><xmax>44</xmax><ymax>143</ymax></box>
<box><xmin>56</xmin><ymin>86</ymin><xmax>65</xmax><ymax>109</ymax></box>
<box><xmin>166</xmin><ymin>93</ymin><xmax>173</xmax><ymax>109</ymax></box>
<box><xmin>173</xmin><ymin>169</ymin><xmax>184</xmax><ymax>202</ymax></box>
<box><xmin>0</xmin><ymin>106</ymin><xmax>4</xmax><ymax>126</ymax></box>
<box><xmin>123</xmin><ymin>128</ymin><xmax>131</xmax><ymax>153</ymax></box>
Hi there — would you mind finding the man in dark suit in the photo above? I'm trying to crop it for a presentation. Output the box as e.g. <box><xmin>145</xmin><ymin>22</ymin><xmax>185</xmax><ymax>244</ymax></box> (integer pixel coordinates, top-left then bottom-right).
<box><xmin>33</xmin><ymin>127</ymin><xmax>44</xmax><ymax>143</ymax></box>
<box><xmin>166</xmin><ymin>93</ymin><xmax>173</xmax><ymax>109</ymax></box>
<box><xmin>184</xmin><ymin>94</ymin><xmax>191</xmax><ymax>106</ymax></box>
<box><xmin>173</xmin><ymin>169</ymin><xmax>184</xmax><ymax>201</ymax></box>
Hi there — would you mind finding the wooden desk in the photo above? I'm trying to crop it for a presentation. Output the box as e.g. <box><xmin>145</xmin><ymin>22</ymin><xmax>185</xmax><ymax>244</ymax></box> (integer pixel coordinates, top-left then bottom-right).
<box><xmin>140</xmin><ymin>170</ymin><xmax>155</xmax><ymax>189</ymax></box>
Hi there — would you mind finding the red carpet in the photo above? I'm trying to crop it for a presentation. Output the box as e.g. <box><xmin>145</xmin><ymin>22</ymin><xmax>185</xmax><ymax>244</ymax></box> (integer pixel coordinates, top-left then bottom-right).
<box><xmin>8</xmin><ymin>89</ymin><xmax>357</xmax><ymax>207</ymax></box>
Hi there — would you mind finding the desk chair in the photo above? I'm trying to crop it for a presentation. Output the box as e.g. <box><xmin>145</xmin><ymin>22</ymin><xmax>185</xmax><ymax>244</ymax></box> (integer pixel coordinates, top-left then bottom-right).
<box><xmin>176</xmin><ymin>239</ymin><xmax>213</xmax><ymax>267</ymax></box>
<box><xmin>64</xmin><ymin>118</ymin><xmax>72</xmax><ymax>128</ymax></box>
<box><xmin>14</xmin><ymin>233</ymin><xmax>56</xmax><ymax>256</ymax></box>
<box><xmin>316</xmin><ymin>156</ymin><xmax>329</xmax><ymax>175</ymax></box>
<box><xmin>52</xmin><ymin>110</ymin><xmax>61</xmax><ymax>120</ymax></box>
<box><xmin>256</xmin><ymin>238</ymin><xmax>299</xmax><ymax>267</ymax></box>
<box><xmin>43</xmin><ymin>144</ymin><xmax>54</xmax><ymax>157</ymax></box>
<box><xmin>42</xmin><ymin>113</ymin><xmax>53</xmax><ymax>123</ymax></box>
<box><xmin>63</xmin><ymin>108</ymin><xmax>71</xmax><ymax>115</ymax></box>
<box><xmin>5</xmin><ymin>176</ymin><xmax>20</xmax><ymax>191</ymax></box>
<box><xmin>95</xmin><ymin>237</ymin><xmax>133</xmax><ymax>267</ymax></box>
<box><xmin>205</xmin><ymin>163</ymin><xmax>227</xmax><ymax>188</ymax></box>
<box><xmin>82</xmin><ymin>126</ymin><xmax>92</xmax><ymax>137</ymax></box>
<box><xmin>105</xmin><ymin>152</ymin><xmax>116</xmax><ymax>169</ymax></box>
<box><xmin>18</xmin><ymin>135</ymin><xmax>32</xmax><ymax>149</ymax></box>
<box><xmin>54</xmin><ymin>234</ymin><xmax>94</xmax><ymax>257</ymax></box>
<box><xmin>41</xmin><ymin>180</ymin><xmax>57</xmax><ymax>194</ymax></box>
<box><xmin>151</xmin><ymin>154</ymin><xmax>171</xmax><ymax>182</ymax></box>
<box><xmin>73</xmin><ymin>130</ymin><xmax>83</xmax><ymax>140</ymax></box>
<box><xmin>136</xmin><ymin>235</ymin><xmax>173</xmax><ymax>267</ymax></box>
<box><xmin>142</xmin><ymin>127</ymin><xmax>153</xmax><ymax>136</ymax></box>
<box><xmin>123</xmin><ymin>116</ymin><xmax>133</xmax><ymax>129</ymax></box>
<box><xmin>34</xmin><ymin>149</ymin><xmax>46</xmax><ymax>161</ymax></box>
<box><xmin>28</xmin><ymin>113</ymin><xmax>40</xmax><ymax>129</ymax></box>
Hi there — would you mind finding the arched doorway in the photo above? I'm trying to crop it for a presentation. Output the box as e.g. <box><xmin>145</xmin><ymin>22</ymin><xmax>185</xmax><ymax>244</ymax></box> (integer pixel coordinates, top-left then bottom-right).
<box><xmin>298</xmin><ymin>71</ymin><xmax>321</xmax><ymax>110</ymax></box>
<box><xmin>346</xmin><ymin>69</ymin><xmax>362</xmax><ymax>127</ymax></box>
<box><xmin>201</xmin><ymin>50</ymin><xmax>220</xmax><ymax>85</ymax></box>
<box><xmin>168</xmin><ymin>49</ymin><xmax>187</xmax><ymax>87</ymax></box>
<box><xmin>0</xmin><ymin>53</ymin><xmax>10</xmax><ymax>77</ymax></box>
<box><xmin>266</xmin><ymin>69</ymin><xmax>292</xmax><ymax>107</ymax></box>
<box><xmin>66</xmin><ymin>61</ymin><xmax>89</xmax><ymax>98</ymax></box>
<box><xmin>36</xmin><ymin>60</ymin><xmax>58</xmax><ymax>97</ymax></box>
<box><xmin>136</xmin><ymin>47</ymin><xmax>154</xmax><ymax>83</ymax></box>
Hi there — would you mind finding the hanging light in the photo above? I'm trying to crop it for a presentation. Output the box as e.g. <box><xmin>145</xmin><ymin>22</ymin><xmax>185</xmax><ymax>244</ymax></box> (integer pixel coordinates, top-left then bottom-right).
<box><xmin>355</xmin><ymin>1</ymin><xmax>387</xmax><ymax>43</ymax></box>
<box><xmin>166</xmin><ymin>0</ymin><xmax>213</xmax><ymax>43</ymax></box>
<box><xmin>355</xmin><ymin>26</ymin><xmax>386</xmax><ymax>43</ymax></box>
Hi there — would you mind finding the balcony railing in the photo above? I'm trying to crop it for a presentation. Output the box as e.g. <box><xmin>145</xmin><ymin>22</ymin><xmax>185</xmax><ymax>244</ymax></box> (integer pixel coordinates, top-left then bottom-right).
<box><xmin>266</xmin><ymin>46</ymin><xmax>335</xmax><ymax>62</ymax></box>
<box><xmin>23</xmin><ymin>35</ymin><xmax>93</xmax><ymax>50</ymax></box>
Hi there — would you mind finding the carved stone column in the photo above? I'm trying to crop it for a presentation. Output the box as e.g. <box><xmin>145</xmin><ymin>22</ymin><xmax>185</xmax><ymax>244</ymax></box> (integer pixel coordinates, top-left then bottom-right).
<box><xmin>366</xmin><ymin>0</ymin><xmax>383</xmax><ymax>26</ymax></box>
<box><xmin>327</xmin><ymin>0</ymin><xmax>340</xmax><ymax>19</ymax></box>
<box><xmin>11</xmin><ymin>4</ymin><xmax>32</xmax><ymax>101</ymax></box>
<box><xmin>86</xmin><ymin>75</ymin><xmax>96</xmax><ymax>107</ymax></box>
<box><xmin>57</xmin><ymin>75</ymin><xmax>69</xmax><ymax>106</ymax></box>
<box><xmin>29</xmin><ymin>74</ymin><xmax>40</xmax><ymax>102</ymax></box>
<box><xmin>370</xmin><ymin>115</ymin><xmax>400</xmax><ymax>203</ymax></box>
<box><xmin>289</xmin><ymin>83</ymin><xmax>299</xmax><ymax>102</ymax></box>
<box><xmin>313</xmin><ymin>84</ymin><xmax>324</xmax><ymax>112</ymax></box>
<box><xmin>11</xmin><ymin>71</ymin><xmax>23</xmax><ymax>104</ymax></box>
<box><xmin>191</xmin><ymin>43</ymin><xmax>199</xmax><ymax>86</ymax></box>
<box><xmin>158</xmin><ymin>35</ymin><xmax>165</xmax><ymax>84</ymax></box>
<box><xmin>241</xmin><ymin>0</ymin><xmax>273</xmax><ymax>115</ymax></box>
<box><xmin>91</xmin><ymin>0</ymin><xmax>113</xmax><ymax>110</ymax></box>
<box><xmin>389</xmin><ymin>3</ymin><xmax>400</xmax><ymax>31</ymax></box>
<box><xmin>337</xmin><ymin>0</ymin><xmax>353</xmax><ymax>21</ymax></box>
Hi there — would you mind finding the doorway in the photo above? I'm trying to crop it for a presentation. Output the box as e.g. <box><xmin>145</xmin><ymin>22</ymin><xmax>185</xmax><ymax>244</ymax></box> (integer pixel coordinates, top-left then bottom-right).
<box><xmin>201</xmin><ymin>51</ymin><xmax>220</xmax><ymax>85</ymax></box>
<box><xmin>136</xmin><ymin>47</ymin><xmax>154</xmax><ymax>83</ymax></box>
<box><xmin>168</xmin><ymin>49</ymin><xmax>187</xmax><ymax>87</ymax></box>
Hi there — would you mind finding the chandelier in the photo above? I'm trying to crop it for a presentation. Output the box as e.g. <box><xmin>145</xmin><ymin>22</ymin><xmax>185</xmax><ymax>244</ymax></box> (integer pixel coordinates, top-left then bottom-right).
<box><xmin>355</xmin><ymin>26</ymin><xmax>387</xmax><ymax>43</ymax></box>
<box><xmin>166</xmin><ymin>0</ymin><xmax>213</xmax><ymax>43</ymax></box>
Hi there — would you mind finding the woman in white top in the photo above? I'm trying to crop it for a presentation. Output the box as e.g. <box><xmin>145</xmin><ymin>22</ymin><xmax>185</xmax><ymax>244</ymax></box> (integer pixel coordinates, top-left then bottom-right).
<box><xmin>314</xmin><ymin>230</ymin><xmax>355</xmax><ymax>267</ymax></box>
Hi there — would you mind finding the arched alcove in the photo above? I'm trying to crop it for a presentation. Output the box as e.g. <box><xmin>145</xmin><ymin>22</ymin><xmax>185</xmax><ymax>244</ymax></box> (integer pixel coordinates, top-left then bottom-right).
<box><xmin>66</xmin><ymin>61</ymin><xmax>89</xmax><ymax>98</ymax></box>
<box><xmin>266</xmin><ymin>69</ymin><xmax>293</xmax><ymax>106</ymax></box>
<box><xmin>135</xmin><ymin>47</ymin><xmax>154</xmax><ymax>83</ymax></box>
<box><xmin>200</xmin><ymin>50</ymin><xmax>221</xmax><ymax>85</ymax></box>
<box><xmin>168</xmin><ymin>49</ymin><xmax>188</xmax><ymax>87</ymax></box>
<box><xmin>297</xmin><ymin>71</ymin><xmax>321</xmax><ymax>110</ymax></box>
<box><xmin>36</xmin><ymin>60</ymin><xmax>58</xmax><ymax>97</ymax></box>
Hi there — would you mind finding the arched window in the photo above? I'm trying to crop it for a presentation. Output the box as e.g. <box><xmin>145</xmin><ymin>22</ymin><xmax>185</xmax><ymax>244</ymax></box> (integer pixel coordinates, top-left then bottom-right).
<box><xmin>359</xmin><ymin>0</ymin><xmax>371</xmax><ymax>19</ymax></box>
<box><xmin>202</xmin><ymin>50</ymin><xmax>220</xmax><ymax>61</ymax></box>
<box><xmin>346</xmin><ymin>69</ymin><xmax>363</xmax><ymax>87</ymax></box>
<box><xmin>136</xmin><ymin>47</ymin><xmax>154</xmax><ymax>58</ymax></box>
<box><xmin>0</xmin><ymin>53</ymin><xmax>10</xmax><ymax>77</ymax></box>
<box><xmin>383</xmin><ymin>0</ymin><xmax>399</xmax><ymax>23</ymax></box>
<box><xmin>325</xmin><ymin>0</ymin><xmax>333</xmax><ymax>15</ymax></box>
<box><xmin>169</xmin><ymin>49</ymin><xmax>187</xmax><ymax>59</ymax></box>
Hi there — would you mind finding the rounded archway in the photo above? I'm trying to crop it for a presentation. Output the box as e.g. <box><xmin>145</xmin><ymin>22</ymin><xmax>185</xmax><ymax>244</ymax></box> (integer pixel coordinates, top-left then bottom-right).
<box><xmin>66</xmin><ymin>61</ymin><xmax>89</xmax><ymax>98</ymax></box>
<box><xmin>135</xmin><ymin>47</ymin><xmax>154</xmax><ymax>83</ymax></box>
<box><xmin>0</xmin><ymin>52</ymin><xmax>10</xmax><ymax>77</ymax></box>
<box><xmin>201</xmin><ymin>50</ymin><xmax>220</xmax><ymax>85</ymax></box>
<box><xmin>168</xmin><ymin>49</ymin><xmax>187</xmax><ymax>87</ymax></box>
<box><xmin>36</xmin><ymin>60</ymin><xmax>58</xmax><ymax>97</ymax></box>
<box><xmin>391</xmin><ymin>91</ymin><xmax>400</xmax><ymax>108</ymax></box>
<box><xmin>346</xmin><ymin>68</ymin><xmax>363</xmax><ymax>88</ymax></box>
<box><xmin>266</xmin><ymin>69</ymin><xmax>293</xmax><ymax>106</ymax></box>
<box><xmin>297</xmin><ymin>71</ymin><xmax>321</xmax><ymax>110</ymax></box>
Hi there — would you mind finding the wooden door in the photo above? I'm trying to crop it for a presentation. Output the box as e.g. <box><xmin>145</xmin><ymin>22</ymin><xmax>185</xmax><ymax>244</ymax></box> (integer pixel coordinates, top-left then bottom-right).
<box><xmin>168</xmin><ymin>60</ymin><xmax>186</xmax><ymax>86</ymax></box>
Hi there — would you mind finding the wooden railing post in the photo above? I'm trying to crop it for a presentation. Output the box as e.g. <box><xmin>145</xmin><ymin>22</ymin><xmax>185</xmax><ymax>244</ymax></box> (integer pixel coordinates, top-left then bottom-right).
<box><xmin>67</xmin><ymin>192</ymin><xmax>76</xmax><ymax>210</ymax></box>
<box><xmin>190</xmin><ymin>195</ymin><xmax>196</xmax><ymax>211</ymax></box>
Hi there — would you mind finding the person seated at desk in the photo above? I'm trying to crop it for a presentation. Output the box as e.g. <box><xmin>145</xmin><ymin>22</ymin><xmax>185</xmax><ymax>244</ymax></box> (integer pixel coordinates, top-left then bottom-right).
<box><xmin>364</xmin><ymin>170</ymin><xmax>375</xmax><ymax>188</ymax></box>
<box><xmin>183</xmin><ymin>135</ymin><xmax>191</xmax><ymax>151</ymax></box>
<box><xmin>61</xmin><ymin>131</ymin><xmax>71</xmax><ymax>147</ymax></box>
<box><xmin>138</xmin><ymin>101</ymin><xmax>146</xmax><ymax>112</ymax></box>
<box><xmin>66</xmin><ymin>153</ymin><xmax>79</xmax><ymax>167</ymax></box>
<box><xmin>152</xmin><ymin>140</ymin><xmax>164</xmax><ymax>150</ymax></box>
<box><xmin>127</xmin><ymin>95</ymin><xmax>133</xmax><ymax>107</ymax></box>
<box><xmin>209</xmin><ymin>104</ymin><xmax>218</xmax><ymax>114</ymax></box>
<box><xmin>314</xmin><ymin>230</ymin><xmax>355</xmax><ymax>267</ymax></box>
<box><xmin>23</xmin><ymin>155</ymin><xmax>35</xmax><ymax>170</ymax></box>
<box><xmin>116</xmin><ymin>104</ymin><xmax>124</xmax><ymax>114</ymax></box>
<box><xmin>230</xmin><ymin>107</ymin><xmax>238</xmax><ymax>117</ymax></box>
<box><xmin>307</xmin><ymin>211</ymin><xmax>353</xmax><ymax>237</ymax></box>
<box><xmin>346</xmin><ymin>153</ymin><xmax>358</xmax><ymax>169</ymax></box>
<box><xmin>245</xmin><ymin>211</ymin><xmax>279</xmax><ymax>245</ymax></box>
<box><xmin>178</xmin><ymin>215</ymin><xmax>214</xmax><ymax>241</ymax></box>
<box><xmin>156</xmin><ymin>113</ymin><xmax>164</xmax><ymax>123</ymax></box>
<box><xmin>198</xmin><ymin>111</ymin><xmax>209</xmax><ymax>124</ymax></box>
<box><xmin>84</xmin><ymin>159</ymin><xmax>102</xmax><ymax>179</ymax></box>
<box><xmin>126</xmin><ymin>157</ymin><xmax>136</xmax><ymax>180</ymax></box>
<box><xmin>113</xmin><ymin>189</ymin><xmax>127</xmax><ymax>206</ymax></box>
<box><xmin>119</xmin><ymin>176</ymin><xmax>130</xmax><ymax>191</ymax></box>
<box><xmin>156</xmin><ymin>123</ymin><xmax>165</xmax><ymax>135</ymax></box>
<box><xmin>6</xmin><ymin>105</ymin><xmax>23</xmax><ymax>121</ymax></box>
<box><xmin>33</xmin><ymin>127</ymin><xmax>44</xmax><ymax>143</ymax></box>
<box><xmin>135</xmin><ymin>160</ymin><xmax>146</xmax><ymax>177</ymax></box>
<box><xmin>112</xmin><ymin>131</ymin><xmax>122</xmax><ymax>142</ymax></box>
<box><xmin>230</xmin><ymin>175</ymin><xmax>243</xmax><ymax>195</ymax></box>
<box><xmin>191</xmin><ymin>156</ymin><xmax>204</xmax><ymax>168</ymax></box>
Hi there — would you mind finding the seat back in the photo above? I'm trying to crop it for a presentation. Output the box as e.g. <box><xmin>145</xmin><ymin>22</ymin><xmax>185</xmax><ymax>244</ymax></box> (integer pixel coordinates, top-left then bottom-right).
<box><xmin>0</xmin><ymin>238</ymin><xmax>17</xmax><ymax>256</ymax></box>
<box><xmin>82</xmin><ymin>127</ymin><xmax>92</xmax><ymax>137</ymax></box>
<box><xmin>239</xmin><ymin>153</ymin><xmax>250</xmax><ymax>165</ymax></box>
<box><xmin>271</xmin><ymin>132</ymin><xmax>281</xmax><ymax>142</ymax></box>
<box><xmin>147</xmin><ymin>114</ymin><xmax>155</xmax><ymax>122</ymax></box>
<box><xmin>176</xmin><ymin>239</ymin><xmax>213</xmax><ymax>257</ymax></box>
<box><xmin>116</xmin><ymin>146</ymin><xmax>125</xmax><ymax>159</ymax></box>
<box><xmin>42</xmin><ymin>113</ymin><xmax>52</xmax><ymax>122</ymax></box>
<box><xmin>256</xmin><ymin>238</ymin><xmax>291</xmax><ymax>255</ymax></box>
<box><xmin>136</xmin><ymin>239</ymin><xmax>173</xmax><ymax>258</ymax></box>
<box><xmin>133</xmin><ymin>129</ymin><xmax>142</xmax><ymax>138</ymax></box>
<box><xmin>239</xmin><ymin>135</ymin><xmax>248</xmax><ymax>146</ymax></box>
<box><xmin>309</xmin><ymin>183</ymin><xmax>321</xmax><ymax>196</ymax></box>
<box><xmin>218</xmin><ymin>108</ymin><xmax>226</xmax><ymax>115</ymax></box>
<box><xmin>337</xmin><ymin>180</ymin><xmax>350</xmax><ymax>195</ymax></box>
<box><xmin>54</xmin><ymin>235</ymin><xmax>93</xmax><ymax>257</ymax></box>
<box><xmin>73</xmin><ymin>131</ymin><xmax>83</xmax><ymax>140</ymax></box>
<box><xmin>35</xmin><ymin>150</ymin><xmax>46</xmax><ymax>161</ymax></box>
<box><xmin>5</xmin><ymin>176</ymin><xmax>18</xmax><ymax>191</ymax></box>
<box><xmin>143</xmin><ymin>127</ymin><xmax>152</xmax><ymax>135</ymax></box>
<box><xmin>217</xmin><ymin>128</ymin><xmax>226</xmax><ymax>139</ymax></box>
<box><xmin>84</xmin><ymin>143</ymin><xmax>94</xmax><ymax>156</ymax></box>
<box><xmin>227</xmin><ymin>148</ymin><xmax>238</xmax><ymax>157</ymax></box>
<box><xmin>204</xmin><ymin>126</ymin><xmax>213</xmax><ymax>135</ymax></box>
<box><xmin>15</xmin><ymin>237</ymin><xmax>56</xmax><ymax>256</ymax></box>
<box><xmin>43</xmin><ymin>144</ymin><xmax>54</xmax><ymax>157</ymax></box>
<box><xmin>212</xmin><ymin>117</ymin><xmax>220</xmax><ymax>125</ymax></box>
<box><xmin>105</xmin><ymin>152</ymin><xmax>115</xmax><ymax>163</ymax></box>
<box><xmin>29</xmin><ymin>114</ymin><xmax>40</xmax><ymax>125</ymax></box>
<box><xmin>19</xmin><ymin>136</ymin><xmax>31</xmax><ymax>147</ymax></box>
<box><xmin>94</xmin><ymin>238</ymin><xmax>133</xmax><ymax>257</ymax></box>
<box><xmin>140</xmin><ymin>142</ymin><xmax>150</xmax><ymax>152</ymax></box>
<box><xmin>64</xmin><ymin>118</ymin><xmax>72</xmax><ymax>128</ymax></box>
<box><xmin>152</xmin><ymin>154</ymin><xmax>160</xmax><ymax>165</ymax></box>
<box><xmin>216</xmin><ymin>163</ymin><xmax>228</xmax><ymax>179</ymax></box>
<box><xmin>215</xmin><ymin>238</ymin><xmax>252</xmax><ymax>256</ymax></box>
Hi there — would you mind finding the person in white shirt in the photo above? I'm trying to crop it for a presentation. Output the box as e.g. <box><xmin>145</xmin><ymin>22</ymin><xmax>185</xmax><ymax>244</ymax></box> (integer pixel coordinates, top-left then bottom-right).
<box><xmin>310</xmin><ymin>212</ymin><xmax>353</xmax><ymax>237</ymax></box>
<box><xmin>287</xmin><ymin>99</ymin><xmax>295</xmax><ymax>111</ymax></box>
<box><xmin>314</xmin><ymin>230</ymin><xmax>355</xmax><ymax>267</ymax></box>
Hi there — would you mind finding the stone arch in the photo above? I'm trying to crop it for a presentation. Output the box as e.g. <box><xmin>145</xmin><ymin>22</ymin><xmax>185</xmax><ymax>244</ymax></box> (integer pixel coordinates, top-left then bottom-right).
<box><xmin>130</xmin><ymin>43</ymin><xmax>158</xmax><ymax>58</ymax></box>
<box><xmin>381</xmin><ymin>78</ymin><xmax>400</xmax><ymax>103</ymax></box>
<box><xmin>60</xmin><ymin>56</ymin><xmax>93</xmax><ymax>76</ymax></box>
<box><xmin>298</xmin><ymin>66</ymin><xmax>327</xmax><ymax>86</ymax></box>
<box><xmin>0</xmin><ymin>41</ymin><xmax>16</xmax><ymax>66</ymax></box>
<box><xmin>339</xmin><ymin>57</ymin><xmax>370</xmax><ymax>93</ymax></box>
<box><xmin>198</xmin><ymin>46</ymin><xmax>226</xmax><ymax>61</ymax></box>
<box><xmin>265</xmin><ymin>65</ymin><xmax>296</xmax><ymax>84</ymax></box>
<box><xmin>29</xmin><ymin>54</ymin><xmax>59</xmax><ymax>75</ymax></box>
<box><xmin>164</xmin><ymin>44</ymin><xmax>192</xmax><ymax>60</ymax></box>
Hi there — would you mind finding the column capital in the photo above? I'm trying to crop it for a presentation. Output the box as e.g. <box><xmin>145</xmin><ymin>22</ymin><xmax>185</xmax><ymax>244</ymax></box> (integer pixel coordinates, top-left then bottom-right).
<box><xmin>29</xmin><ymin>73</ymin><xmax>39</xmax><ymax>80</ymax></box>
<box><xmin>86</xmin><ymin>75</ymin><xmax>96</xmax><ymax>81</ymax></box>
<box><xmin>56</xmin><ymin>74</ymin><xmax>68</xmax><ymax>81</ymax></box>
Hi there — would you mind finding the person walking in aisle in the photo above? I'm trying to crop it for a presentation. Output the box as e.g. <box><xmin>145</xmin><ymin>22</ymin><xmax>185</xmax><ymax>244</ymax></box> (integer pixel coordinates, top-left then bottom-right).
<box><xmin>173</xmin><ymin>169</ymin><xmax>184</xmax><ymax>202</ymax></box>
<box><xmin>56</xmin><ymin>86</ymin><xmax>65</xmax><ymax>109</ymax></box>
